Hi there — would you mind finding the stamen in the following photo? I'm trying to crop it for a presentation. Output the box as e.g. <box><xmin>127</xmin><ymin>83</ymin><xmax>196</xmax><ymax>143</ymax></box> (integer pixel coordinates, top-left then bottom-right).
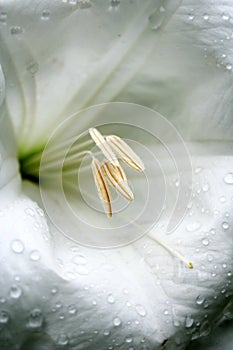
<box><xmin>101</xmin><ymin>161</ymin><xmax>134</xmax><ymax>201</ymax></box>
<box><xmin>106</xmin><ymin>135</ymin><xmax>145</xmax><ymax>172</ymax></box>
<box><xmin>148</xmin><ymin>231</ymin><xmax>194</xmax><ymax>269</ymax></box>
<box><xmin>91</xmin><ymin>157</ymin><xmax>112</xmax><ymax>218</ymax></box>
<box><xmin>89</xmin><ymin>128</ymin><xmax>119</xmax><ymax>167</ymax></box>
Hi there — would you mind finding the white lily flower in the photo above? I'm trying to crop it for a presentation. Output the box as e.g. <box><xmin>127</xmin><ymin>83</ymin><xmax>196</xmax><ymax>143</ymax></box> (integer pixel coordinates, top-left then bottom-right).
<box><xmin>0</xmin><ymin>1</ymin><xmax>233</xmax><ymax>349</ymax></box>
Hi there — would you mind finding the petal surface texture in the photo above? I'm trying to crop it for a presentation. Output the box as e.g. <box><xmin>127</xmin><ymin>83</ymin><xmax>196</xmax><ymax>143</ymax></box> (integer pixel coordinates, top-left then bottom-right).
<box><xmin>0</xmin><ymin>1</ymin><xmax>233</xmax><ymax>350</ymax></box>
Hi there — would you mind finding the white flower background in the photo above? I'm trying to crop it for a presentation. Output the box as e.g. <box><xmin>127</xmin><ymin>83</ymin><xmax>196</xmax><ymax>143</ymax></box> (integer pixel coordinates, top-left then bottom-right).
<box><xmin>0</xmin><ymin>0</ymin><xmax>233</xmax><ymax>349</ymax></box>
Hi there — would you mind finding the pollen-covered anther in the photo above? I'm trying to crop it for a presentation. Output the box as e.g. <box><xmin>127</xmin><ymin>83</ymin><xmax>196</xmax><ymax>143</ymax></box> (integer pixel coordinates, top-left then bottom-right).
<box><xmin>101</xmin><ymin>161</ymin><xmax>134</xmax><ymax>201</ymax></box>
<box><xmin>89</xmin><ymin>128</ymin><xmax>119</xmax><ymax>167</ymax></box>
<box><xmin>91</xmin><ymin>158</ymin><xmax>112</xmax><ymax>218</ymax></box>
<box><xmin>106</xmin><ymin>134</ymin><xmax>145</xmax><ymax>172</ymax></box>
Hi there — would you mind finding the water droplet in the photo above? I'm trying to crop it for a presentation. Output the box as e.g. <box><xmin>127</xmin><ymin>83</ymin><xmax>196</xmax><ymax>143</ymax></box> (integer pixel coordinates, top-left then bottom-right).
<box><xmin>41</xmin><ymin>10</ymin><xmax>50</xmax><ymax>20</ymax></box>
<box><xmin>149</xmin><ymin>8</ymin><xmax>165</xmax><ymax>31</ymax></box>
<box><xmin>0</xmin><ymin>12</ymin><xmax>7</xmax><ymax>24</ymax></box>
<box><xmin>25</xmin><ymin>207</ymin><xmax>35</xmax><ymax>216</ymax></box>
<box><xmin>0</xmin><ymin>297</ymin><xmax>6</xmax><ymax>304</ymax></box>
<box><xmin>11</xmin><ymin>240</ymin><xmax>24</xmax><ymax>254</ymax></box>
<box><xmin>207</xmin><ymin>254</ymin><xmax>213</xmax><ymax>262</ymax></box>
<box><xmin>76</xmin><ymin>265</ymin><xmax>89</xmax><ymax>275</ymax></box>
<box><xmin>195</xmin><ymin>167</ymin><xmax>202</xmax><ymax>174</ymax></box>
<box><xmin>10</xmin><ymin>26</ymin><xmax>23</xmax><ymax>35</ymax></box>
<box><xmin>30</xmin><ymin>250</ymin><xmax>41</xmax><ymax>261</ymax></box>
<box><xmin>135</xmin><ymin>304</ymin><xmax>147</xmax><ymax>317</ymax></box>
<box><xmin>79</xmin><ymin>0</ymin><xmax>92</xmax><ymax>9</ymax></box>
<box><xmin>202</xmin><ymin>238</ymin><xmax>209</xmax><ymax>246</ymax></box>
<box><xmin>224</xmin><ymin>172</ymin><xmax>233</xmax><ymax>184</ymax></box>
<box><xmin>220</xmin><ymin>196</ymin><xmax>226</xmax><ymax>203</ymax></box>
<box><xmin>188</xmin><ymin>14</ymin><xmax>194</xmax><ymax>21</ymax></box>
<box><xmin>226</xmin><ymin>63</ymin><xmax>232</xmax><ymax>71</ymax></box>
<box><xmin>51</xmin><ymin>287</ymin><xmax>58</xmax><ymax>295</ymax></box>
<box><xmin>185</xmin><ymin>315</ymin><xmax>194</xmax><ymax>328</ymax></box>
<box><xmin>203</xmin><ymin>14</ymin><xmax>209</xmax><ymax>21</ymax></box>
<box><xmin>68</xmin><ymin>304</ymin><xmax>77</xmax><ymax>315</ymax></box>
<box><xmin>164</xmin><ymin>309</ymin><xmax>169</xmax><ymax>316</ymax></box>
<box><xmin>28</xmin><ymin>308</ymin><xmax>43</xmax><ymax>328</ymax></box>
<box><xmin>222</xmin><ymin>222</ymin><xmax>229</xmax><ymax>230</ymax></box>
<box><xmin>175</xmin><ymin>179</ymin><xmax>180</xmax><ymax>188</ymax></box>
<box><xmin>10</xmin><ymin>285</ymin><xmax>22</xmax><ymax>299</ymax></box>
<box><xmin>107</xmin><ymin>294</ymin><xmax>115</xmax><ymax>304</ymax></box>
<box><xmin>125</xmin><ymin>336</ymin><xmax>133</xmax><ymax>343</ymax></box>
<box><xmin>110</xmin><ymin>0</ymin><xmax>120</xmax><ymax>8</ymax></box>
<box><xmin>56</xmin><ymin>301</ymin><xmax>62</xmax><ymax>309</ymax></box>
<box><xmin>57</xmin><ymin>334</ymin><xmax>69</xmax><ymax>346</ymax></box>
<box><xmin>26</xmin><ymin>61</ymin><xmax>39</xmax><ymax>75</ymax></box>
<box><xmin>202</xmin><ymin>184</ymin><xmax>209</xmax><ymax>192</ymax></box>
<box><xmin>196</xmin><ymin>295</ymin><xmax>205</xmax><ymax>305</ymax></box>
<box><xmin>186</xmin><ymin>221</ymin><xmax>201</xmax><ymax>232</ymax></box>
<box><xmin>104</xmin><ymin>330</ymin><xmax>110</xmax><ymax>336</ymax></box>
<box><xmin>210</xmin><ymin>228</ymin><xmax>216</xmax><ymax>235</ymax></box>
<box><xmin>222</xmin><ymin>13</ymin><xmax>230</xmax><ymax>21</ymax></box>
<box><xmin>113</xmin><ymin>316</ymin><xmax>121</xmax><ymax>326</ymax></box>
<box><xmin>0</xmin><ymin>310</ymin><xmax>9</xmax><ymax>324</ymax></box>
<box><xmin>72</xmin><ymin>254</ymin><xmax>87</xmax><ymax>265</ymax></box>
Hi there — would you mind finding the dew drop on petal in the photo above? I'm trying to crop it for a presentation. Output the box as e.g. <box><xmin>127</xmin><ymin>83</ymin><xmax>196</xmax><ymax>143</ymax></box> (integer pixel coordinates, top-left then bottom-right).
<box><xmin>68</xmin><ymin>304</ymin><xmax>77</xmax><ymax>315</ymax></box>
<box><xmin>210</xmin><ymin>228</ymin><xmax>216</xmax><ymax>235</ymax></box>
<box><xmin>76</xmin><ymin>265</ymin><xmax>89</xmax><ymax>275</ymax></box>
<box><xmin>125</xmin><ymin>336</ymin><xmax>133</xmax><ymax>343</ymax></box>
<box><xmin>24</xmin><ymin>207</ymin><xmax>35</xmax><ymax>216</ymax></box>
<box><xmin>10</xmin><ymin>285</ymin><xmax>22</xmax><ymax>299</ymax></box>
<box><xmin>110</xmin><ymin>0</ymin><xmax>120</xmax><ymax>8</ymax></box>
<box><xmin>113</xmin><ymin>316</ymin><xmax>121</xmax><ymax>326</ymax></box>
<box><xmin>103</xmin><ymin>330</ymin><xmax>110</xmax><ymax>336</ymax></box>
<box><xmin>57</xmin><ymin>334</ymin><xmax>69</xmax><ymax>346</ymax></box>
<box><xmin>107</xmin><ymin>294</ymin><xmax>115</xmax><ymax>304</ymax></box>
<box><xmin>0</xmin><ymin>310</ymin><xmax>9</xmax><ymax>324</ymax></box>
<box><xmin>11</xmin><ymin>240</ymin><xmax>24</xmax><ymax>253</ymax></box>
<box><xmin>195</xmin><ymin>167</ymin><xmax>202</xmax><ymax>174</ymax></box>
<box><xmin>202</xmin><ymin>238</ymin><xmax>209</xmax><ymax>246</ymax></box>
<box><xmin>224</xmin><ymin>172</ymin><xmax>233</xmax><ymax>184</ymax></box>
<box><xmin>226</xmin><ymin>63</ymin><xmax>232</xmax><ymax>71</ymax></box>
<box><xmin>220</xmin><ymin>196</ymin><xmax>226</xmax><ymax>203</ymax></box>
<box><xmin>222</xmin><ymin>222</ymin><xmax>229</xmax><ymax>230</ymax></box>
<box><xmin>188</xmin><ymin>14</ymin><xmax>194</xmax><ymax>21</ymax></box>
<box><xmin>202</xmin><ymin>184</ymin><xmax>209</xmax><ymax>192</ymax></box>
<box><xmin>222</xmin><ymin>13</ymin><xmax>230</xmax><ymax>21</ymax></box>
<box><xmin>185</xmin><ymin>315</ymin><xmax>194</xmax><ymax>328</ymax></box>
<box><xmin>28</xmin><ymin>308</ymin><xmax>43</xmax><ymax>328</ymax></box>
<box><xmin>26</xmin><ymin>61</ymin><xmax>39</xmax><ymax>75</ymax></box>
<box><xmin>149</xmin><ymin>8</ymin><xmax>165</xmax><ymax>31</ymax></box>
<box><xmin>41</xmin><ymin>10</ymin><xmax>50</xmax><ymax>20</ymax></box>
<box><xmin>30</xmin><ymin>250</ymin><xmax>41</xmax><ymax>261</ymax></box>
<box><xmin>203</xmin><ymin>14</ymin><xmax>209</xmax><ymax>20</ymax></box>
<box><xmin>186</xmin><ymin>221</ymin><xmax>201</xmax><ymax>232</ymax></box>
<box><xmin>10</xmin><ymin>26</ymin><xmax>23</xmax><ymax>35</ymax></box>
<box><xmin>72</xmin><ymin>254</ymin><xmax>87</xmax><ymax>265</ymax></box>
<box><xmin>196</xmin><ymin>295</ymin><xmax>205</xmax><ymax>305</ymax></box>
<box><xmin>51</xmin><ymin>287</ymin><xmax>58</xmax><ymax>295</ymax></box>
<box><xmin>0</xmin><ymin>11</ymin><xmax>7</xmax><ymax>24</ymax></box>
<box><xmin>135</xmin><ymin>304</ymin><xmax>147</xmax><ymax>317</ymax></box>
